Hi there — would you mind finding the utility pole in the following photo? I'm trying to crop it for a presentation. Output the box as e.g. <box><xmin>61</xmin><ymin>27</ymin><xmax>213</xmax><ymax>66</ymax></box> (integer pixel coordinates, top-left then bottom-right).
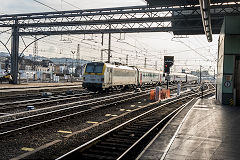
<box><xmin>76</xmin><ymin>44</ymin><xmax>81</xmax><ymax>76</ymax></box>
<box><xmin>155</xmin><ymin>61</ymin><xmax>157</xmax><ymax>70</ymax></box>
<box><xmin>33</xmin><ymin>36</ymin><xmax>38</xmax><ymax>70</ymax></box>
<box><xmin>71</xmin><ymin>51</ymin><xmax>75</xmax><ymax>82</ymax></box>
<box><xmin>76</xmin><ymin>44</ymin><xmax>80</xmax><ymax>66</ymax></box>
<box><xmin>101</xmin><ymin>33</ymin><xmax>104</xmax><ymax>62</ymax></box>
<box><xmin>200</xmin><ymin>65</ymin><xmax>202</xmax><ymax>84</ymax></box>
<box><xmin>33</xmin><ymin>36</ymin><xmax>38</xmax><ymax>81</ymax></box>
<box><xmin>126</xmin><ymin>54</ymin><xmax>128</xmax><ymax>66</ymax></box>
<box><xmin>101</xmin><ymin>33</ymin><xmax>104</xmax><ymax>46</ymax></box>
<box><xmin>101</xmin><ymin>50</ymin><xmax>104</xmax><ymax>62</ymax></box>
<box><xmin>10</xmin><ymin>21</ymin><xmax>20</xmax><ymax>84</ymax></box>
<box><xmin>214</xmin><ymin>69</ymin><xmax>215</xmax><ymax>80</ymax></box>
<box><xmin>144</xmin><ymin>57</ymin><xmax>147</xmax><ymax>68</ymax></box>
<box><xmin>108</xmin><ymin>24</ymin><xmax>111</xmax><ymax>63</ymax></box>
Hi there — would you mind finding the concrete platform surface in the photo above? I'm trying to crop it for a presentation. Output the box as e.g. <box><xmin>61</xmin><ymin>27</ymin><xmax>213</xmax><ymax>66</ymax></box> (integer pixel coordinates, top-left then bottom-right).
<box><xmin>139</xmin><ymin>98</ymin><xmax>240</xmax><ymax>160</ymax></box>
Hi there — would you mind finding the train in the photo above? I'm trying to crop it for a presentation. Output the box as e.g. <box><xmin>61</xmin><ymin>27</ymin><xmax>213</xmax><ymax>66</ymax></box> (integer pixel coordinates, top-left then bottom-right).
<box><xmin>82</xmin><ymin>62</ymin><xmax>198</xmax><ymax>91</ymax></box>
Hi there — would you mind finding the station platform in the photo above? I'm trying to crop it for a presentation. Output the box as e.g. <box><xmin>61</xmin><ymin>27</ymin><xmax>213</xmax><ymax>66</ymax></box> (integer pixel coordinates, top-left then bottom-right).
<box><xmin>139</xmin><ymin>97</ymin><xmax>240</xmax><ymax>160</ymax></box>
<box><xmin>0</xmin><ymin>82</ymin><xmax>82</xmax><ymax>97</ymax></box>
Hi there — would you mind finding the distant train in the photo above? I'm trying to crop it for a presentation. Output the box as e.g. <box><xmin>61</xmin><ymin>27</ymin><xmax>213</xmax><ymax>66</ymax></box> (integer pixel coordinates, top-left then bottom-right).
<box><xmin>82</xmin><ymin>62</ymin><xmax>198</xmax><ymax>91</ymax></box>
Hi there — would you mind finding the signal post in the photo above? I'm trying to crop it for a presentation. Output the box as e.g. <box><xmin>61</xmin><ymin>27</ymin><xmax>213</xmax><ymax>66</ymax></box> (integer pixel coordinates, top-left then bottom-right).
<box><xmin>164</xmin><ymin>56</ymin><xmax>174</xmax><ymax>89</ymax></box>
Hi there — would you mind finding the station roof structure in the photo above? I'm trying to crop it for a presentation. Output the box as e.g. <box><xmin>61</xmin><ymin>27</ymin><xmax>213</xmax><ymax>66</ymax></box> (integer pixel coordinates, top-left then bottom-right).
<box><xmin>145</xmin><ymin>0</ymin><xmax>239</xmax><ymax>6</ymax></box>
<box><xmin>145</xmin><ymin>0</ymin><xmax>240</xmax><ymax>42</ymax></box>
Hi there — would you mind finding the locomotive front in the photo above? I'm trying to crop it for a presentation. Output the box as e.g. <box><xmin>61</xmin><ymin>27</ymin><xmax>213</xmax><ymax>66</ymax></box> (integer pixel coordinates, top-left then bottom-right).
<box><xmin>83</xmin><ymin>62</ymin><xmax>105</xmax><ymax>91</ymax></box>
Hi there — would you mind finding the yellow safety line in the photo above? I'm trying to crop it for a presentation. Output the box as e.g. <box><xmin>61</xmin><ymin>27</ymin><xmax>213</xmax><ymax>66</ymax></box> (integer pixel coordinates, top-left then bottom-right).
<box><xmin>57</xmin><ymin>130</ymin><xmax>72</xmax><ymax>134</ymax></box>
<box><xmin>87</xmin><ymin>121</ymin><xmax>98</xmax><ymax>124</ymax></box>
<box><xmin>21</xmin><ymin>147</ymin><xmax>34</xmax><ymax>152</ymax></box>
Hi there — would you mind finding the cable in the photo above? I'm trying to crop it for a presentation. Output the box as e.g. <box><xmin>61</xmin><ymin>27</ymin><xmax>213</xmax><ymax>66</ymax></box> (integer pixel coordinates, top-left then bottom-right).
<box><xmin>33</xmin><ymin>0</ymin><xmax>58</xmax><ymax>11</ymax></box>
<box><xmin>61</xmin><ymin>0</ymin><xmax>81</xmax><ymax>9</ymax></box>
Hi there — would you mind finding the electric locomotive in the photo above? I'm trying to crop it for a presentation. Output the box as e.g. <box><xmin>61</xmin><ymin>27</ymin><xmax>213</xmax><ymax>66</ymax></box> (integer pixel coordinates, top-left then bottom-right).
<box><xmin>83</xmin><ymin>62</ymin><xmax>138</xmax><ymax>91</ymax></box>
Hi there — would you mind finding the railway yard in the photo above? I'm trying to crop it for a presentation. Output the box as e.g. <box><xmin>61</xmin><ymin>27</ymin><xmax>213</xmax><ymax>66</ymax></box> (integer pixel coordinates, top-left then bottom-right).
<box><xmin>1</xmin><ymin>0</ymin><xmax>240</xmax><ymax>159</ymax></box>
<box><xmin>0</xmin><ymin>82</ymin><xmax>215</xmax><ymax>159</ymax></box>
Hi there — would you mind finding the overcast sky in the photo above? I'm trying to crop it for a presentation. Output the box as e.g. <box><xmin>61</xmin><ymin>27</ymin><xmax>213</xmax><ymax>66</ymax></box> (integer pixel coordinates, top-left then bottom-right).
<box><xmin>0</xmin><ymin>0</ymin><xmax>218</xmax><ymax>73</ymax></box>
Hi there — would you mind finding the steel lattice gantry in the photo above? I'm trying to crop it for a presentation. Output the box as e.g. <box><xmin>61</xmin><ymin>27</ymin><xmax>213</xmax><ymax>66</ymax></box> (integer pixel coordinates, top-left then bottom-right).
<box><xmin>0</xmin><ymin>3</ymin><xmax>240</xmax><ymax>83</ymax></box>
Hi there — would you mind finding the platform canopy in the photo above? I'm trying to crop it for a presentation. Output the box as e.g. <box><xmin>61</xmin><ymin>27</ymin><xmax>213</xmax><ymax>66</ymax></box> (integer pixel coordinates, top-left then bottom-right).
<box><xmin>145</xmin><ymin>0</ymin><xmax>239</xmax><ymax>6</ymax></box>
<box><xmin>145</xmin><ymin>0</ymin><xmax>240</xmax><ymax>42</ymax></box>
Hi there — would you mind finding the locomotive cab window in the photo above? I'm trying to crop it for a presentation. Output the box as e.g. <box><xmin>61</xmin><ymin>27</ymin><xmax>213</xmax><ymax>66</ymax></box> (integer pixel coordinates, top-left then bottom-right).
<box><xmin>95</xmin><ymin>65</ymin><xmax>104</xmax><ymax>73</ymax></box>
<box><xmin>85</xmin><ymin>63</ymin><xmax>104</xmax><ymax>73</ymax></box>
<box><xmin>85</xmin><ymin>64</ymin><xmax>94</xmax><ymax>73</ymax></box>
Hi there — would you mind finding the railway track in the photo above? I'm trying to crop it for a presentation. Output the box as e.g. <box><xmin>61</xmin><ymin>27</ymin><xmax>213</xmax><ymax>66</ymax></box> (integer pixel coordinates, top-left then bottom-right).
<box><xmin>0</xmin><ymin>89</ymin><xmax>153</xmax><ymax>138</ymax></box>
<box><xmin>0</xmin><ymin>88</ymin><xmax>85</xmax><ymax>103</ymax></box>
<box><xmin>56</xmin><ymin>85</ymin><xmax>214</xmax><ymax>160</ymax></box>
<box><xmin>0</xmin><ymin>91</ymin><xmax>94</xmax><ymax>113</ymax></box>
<box><xmin>0</xmin><ymin>84</ymin><xmax>198</xmax><ymax>136</ymax></box>
<box><xmin>0</xmin><ymin>84</ymin><xmax>197</xmax><ymax>116</ymax></box>
<box><xmin>0</xmin><ymin>86</ymin><xmax>156</xmax><ymax>113</ymax></box>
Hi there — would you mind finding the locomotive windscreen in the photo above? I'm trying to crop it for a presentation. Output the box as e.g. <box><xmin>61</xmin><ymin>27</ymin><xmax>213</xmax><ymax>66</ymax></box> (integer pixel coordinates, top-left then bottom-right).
<box><xmin>85</xmin><ymin>63</ymin><xmax>104</xmax><ymax>73</ymax></box>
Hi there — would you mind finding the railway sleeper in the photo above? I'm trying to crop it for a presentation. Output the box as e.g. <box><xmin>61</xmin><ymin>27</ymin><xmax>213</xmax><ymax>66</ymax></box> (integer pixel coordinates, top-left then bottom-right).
<box><xmin>99</xmin><ymin>141</ymin><xmax>131</xmax><ymax>147</ymax></box>
<box><xmin>111</xmin><ymin>134</ymin><xmax>141</xmax><ymax>140</ymax></box>
<box><xmin>117</xmin><ymin>130</ymin><xmax>147</xmax><ymax>136</ymax></box>
<box><xmin>131</xmin><ymin>122</ymin><xmax>157</xmax><ymax>127</ymax></box>
<box><xmin>124</xmin><ymin>126</ymin><xmax>151</xmax><ymax>130</ymax></box>
<box><xmin>94</xmin><ymin>144</ymin><xmax>126</xmax><ymax>151</ymax></box>
<box><xmin>136</xmin><ymin>119</ymin><xmax>160</xmax><ymax>124</ymax></box>
<box><xmin>87</xmin><ymin>148</ymin><xmax>121</xmax><ymax>156</ymax></box>
<box><xmin>81</xmin><ymin>153</ymin><xmax>116</xmax><ymax>160</ymax></box>
<box><xmin>119</xmin><ymin>128</ymin><xmax>149</xmax><ymax>134</ymax></box>
<box><xmin>105</xmin><ymin>137</ymin><xmax>137</xmax><ymax>144</ymax></box>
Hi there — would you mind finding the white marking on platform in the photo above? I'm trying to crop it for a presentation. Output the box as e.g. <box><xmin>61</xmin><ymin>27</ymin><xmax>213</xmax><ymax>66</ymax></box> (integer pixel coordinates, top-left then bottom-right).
<box><xmin>120</xmin><ymin>109</ymin><xmax>125</xmax><ymax>111</ymax></box>
<box><xmin>105</xmin><ymin>114</ymin><xmax>111</xmax><ymax>117</ymax></box>
<box><xmin>111</xmin><ymin>115</ymin><xmax>118</xmax><ymax>117</ymax></box>
<box><xmin>130</xmin><ymin>105</ymin><xmax>135</xmax><ymax>107</ymax></box>
<box><xmin>138</xmin><ymin>102</ymin><xmax>142</xmax><ymax>104</ymax></box>
<box><xmin>126</xmin><ymin>110</ymin><xmax>132</xmax><ymax>112</ymax></box>
<box><xmin>194</xmin><ymin>105</ymin><xmax>208</xmax><ymax>108</ymax></box>
<box><xmin>193</xmin><ymin>108</ymin><xmax>210</xmax><ymax>111</ymax></box>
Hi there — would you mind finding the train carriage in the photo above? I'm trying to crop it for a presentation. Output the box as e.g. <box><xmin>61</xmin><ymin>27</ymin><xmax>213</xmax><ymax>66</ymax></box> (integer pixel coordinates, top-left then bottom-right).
<box><xmin>172</xmin><ymin>72</ymin><xmax>187</xmax><ymax>83</ymax></box>
<box><xmin>138</xmin><ymin>68</ymin><xmax>163</xmax><ymax>86</ymax></box>
<box><xmin>83</xmin><ymin>62</ymin><xmax>198</xmax><ymax>91</ymax></box>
